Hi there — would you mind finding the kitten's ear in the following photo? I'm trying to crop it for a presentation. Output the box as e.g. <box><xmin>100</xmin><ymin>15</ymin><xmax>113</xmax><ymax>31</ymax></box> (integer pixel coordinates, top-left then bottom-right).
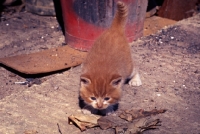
<box><xmin>80</xmin><ymin>75</ymin><xmax>91</xmax><ymax>86</ymax></box>
<box><xmin>110</xmin><ymin>75</ymin><xmax>123</xmax><ymax>88</ymax></box>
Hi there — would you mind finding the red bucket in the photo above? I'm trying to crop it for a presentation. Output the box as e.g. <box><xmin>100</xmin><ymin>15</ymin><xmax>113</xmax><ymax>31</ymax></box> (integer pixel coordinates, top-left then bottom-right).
<box><xmin>60</xmin><ymin>0</ymin><xmax>147</xmax><ymax>51</ymax></box>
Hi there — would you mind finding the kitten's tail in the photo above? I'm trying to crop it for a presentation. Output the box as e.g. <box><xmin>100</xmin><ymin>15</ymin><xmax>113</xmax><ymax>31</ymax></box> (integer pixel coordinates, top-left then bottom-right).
<box><xmin>110</xmin><ymin>1</ymin><xmax>128</xmax><ymax>30</ymax></box>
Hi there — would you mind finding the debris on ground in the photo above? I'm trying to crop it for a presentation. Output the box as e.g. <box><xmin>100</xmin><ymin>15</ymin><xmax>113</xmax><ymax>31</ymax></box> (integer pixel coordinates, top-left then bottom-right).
<box><xmin>68</xmin><ymin>114</ymin><xmax>101</xmax><ymax>131</ymax></box>
<box><xmin>69</xmin><ymin>108</ymin><xmax>166</xmax><ymax>133</ymax></box>
<box><xmin>14</xmin><ymin>78</ymin><xmax>47</xmax><ymax>87</ymax></box>
<box><xmin>115</xmin><ymin>118</ymin><xmax>161</xmax><ymax>134</ymax></box>
<box><xmin>119</xmin><ymin>109</ymin><xmax>167</xmax><ymax>122</ymax></box>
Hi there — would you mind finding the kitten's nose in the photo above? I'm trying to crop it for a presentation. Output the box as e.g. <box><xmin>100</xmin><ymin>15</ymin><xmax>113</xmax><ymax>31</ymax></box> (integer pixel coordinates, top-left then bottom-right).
<box><xmin>97</xmin><ymin>103</ymin><xmax>103</xmax><ymax>109</ymax></box>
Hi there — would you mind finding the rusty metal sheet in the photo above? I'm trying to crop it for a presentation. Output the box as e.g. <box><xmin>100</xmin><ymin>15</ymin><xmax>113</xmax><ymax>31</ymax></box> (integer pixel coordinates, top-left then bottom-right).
<box><xmin>0</xmin><ymin>45</ymin><xmax>87</xmax><ymax>74</ymax></box>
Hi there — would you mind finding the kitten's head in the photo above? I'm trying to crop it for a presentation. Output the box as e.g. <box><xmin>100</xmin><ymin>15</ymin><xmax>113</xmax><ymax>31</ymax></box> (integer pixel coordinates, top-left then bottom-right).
<box><xmin>79</xmin><ymin>73</ymin><xmax>123</xmax><ymax>110</ymax></box>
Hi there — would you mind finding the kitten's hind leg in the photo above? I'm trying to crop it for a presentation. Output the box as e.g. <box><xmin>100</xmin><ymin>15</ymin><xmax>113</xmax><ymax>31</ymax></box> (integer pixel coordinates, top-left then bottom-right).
<box><xmin>128</xmin><ymin>68</ymin><xmax>142</xmax><ymax>86</ymax></box>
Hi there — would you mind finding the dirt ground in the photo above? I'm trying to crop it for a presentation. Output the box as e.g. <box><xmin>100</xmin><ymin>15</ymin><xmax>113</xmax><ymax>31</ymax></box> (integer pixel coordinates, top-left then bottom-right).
<box><xmin>0</xmin><ymin>9</ymin><xmax>200</xmax><ymax>134</ymax></box>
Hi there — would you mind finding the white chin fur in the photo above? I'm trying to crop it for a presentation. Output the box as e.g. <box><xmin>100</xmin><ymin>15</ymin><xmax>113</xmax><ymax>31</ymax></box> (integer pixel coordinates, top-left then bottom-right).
<box><xmin>82</xmin><ymin>102</ymin><xmax>115</xmax><ymax>115</ymax></box>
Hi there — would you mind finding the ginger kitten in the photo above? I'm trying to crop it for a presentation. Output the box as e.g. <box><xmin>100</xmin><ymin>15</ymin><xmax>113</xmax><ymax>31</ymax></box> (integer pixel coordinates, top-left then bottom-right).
<box><xmin>79</xmin><ymin>1</ymin><xmax>142</xmax><ymax>115</ymax></box>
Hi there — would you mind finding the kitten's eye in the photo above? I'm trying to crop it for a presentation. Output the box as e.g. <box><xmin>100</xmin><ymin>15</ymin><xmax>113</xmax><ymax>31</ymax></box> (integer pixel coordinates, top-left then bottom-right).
<box><xmin>104</xmin><ymin>97</ymin><xmax>110</xmax><ymax>101</ymax></box>
<box><xmin>90</xmin><ymin>97</ymin><xmax>96</xmax><ymax>100</ymax></box>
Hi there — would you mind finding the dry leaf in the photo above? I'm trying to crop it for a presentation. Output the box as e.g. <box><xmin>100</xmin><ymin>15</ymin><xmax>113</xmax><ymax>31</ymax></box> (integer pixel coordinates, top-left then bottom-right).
<box><xmin>69</xmin><ymin>108</ymin><xmax>166</xmax><ymax>133</ymax></box>
<box><xmin>119</xmin><ymin>109</ymin><xmax>167</xmax><ymax>121</ymax></box>
<box><xmin>68</xmin><ymin>114</ymin><xmax>101</xmax><ymax>131</ymax></box>
<box><xmin>115</xmin><ymin>118</ymin><xmax>161</xmax><ymax>134</ymax></box>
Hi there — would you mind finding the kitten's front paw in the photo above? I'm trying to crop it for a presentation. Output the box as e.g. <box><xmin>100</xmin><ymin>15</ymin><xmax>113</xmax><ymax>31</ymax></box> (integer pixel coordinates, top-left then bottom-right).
<box><xmin>106</xmin><ymin>111</ymin><xmax>116</xmax><ymax>116</ymax></box>
<box><xmin>129</xmin><ymin>73</ymin><xmax>142</xmax><ymax>86</ymax></box>
<box><xmin>100</xmin><ymin>106</ymin><xmax>116</xmax><ymax>116</ymax></box>
<box><xmin>82</xmin><ymin>109</ymin><xmax>92</xmax><ymax>115</ymax></box>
